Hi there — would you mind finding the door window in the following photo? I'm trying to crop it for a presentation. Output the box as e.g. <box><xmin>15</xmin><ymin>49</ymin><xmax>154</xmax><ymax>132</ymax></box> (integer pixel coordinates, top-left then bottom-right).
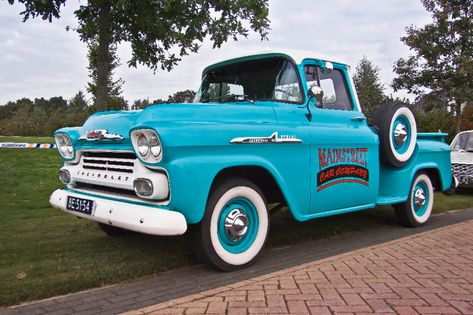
<box><xmin>305</xmin><ymin>65</ymin><xmax>353</xmax><ymax>111</ymax></box>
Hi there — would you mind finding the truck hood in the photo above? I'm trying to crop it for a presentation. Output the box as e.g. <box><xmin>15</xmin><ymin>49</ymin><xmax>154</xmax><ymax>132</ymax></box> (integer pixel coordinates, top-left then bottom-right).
<box><xmin>76</xmin><ymin>102</ymin><xmax>276</xmax><ymax>143</ymax></box>
<box><xmin>451</xmin><ymin>150</ymin><xmax>473</xmax><ymax>165</ymax></box>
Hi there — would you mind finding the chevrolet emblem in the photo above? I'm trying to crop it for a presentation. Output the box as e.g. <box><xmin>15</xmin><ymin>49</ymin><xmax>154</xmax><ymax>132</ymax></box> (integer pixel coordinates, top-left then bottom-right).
<box><xmin>79</xmin><ymin>129</ymin><xmax>124</xmax><ymax>141</ymax></box>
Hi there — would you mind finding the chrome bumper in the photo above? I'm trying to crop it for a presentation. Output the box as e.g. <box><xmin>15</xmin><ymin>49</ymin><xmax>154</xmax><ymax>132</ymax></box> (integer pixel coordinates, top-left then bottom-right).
<box><xmin>49</xmin><ymin>189</ymin><xmax>187</xmax><ymax>235</ymax></box>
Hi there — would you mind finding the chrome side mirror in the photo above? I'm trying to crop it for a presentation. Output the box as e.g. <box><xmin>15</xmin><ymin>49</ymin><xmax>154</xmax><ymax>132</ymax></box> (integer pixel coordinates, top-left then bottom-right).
<box><xmin>309</xmin><ymin>86</ymin><xmax>324</xmax><ymax>105</ymax></box>
<box><xmin>322</xmin><ymin>61</ymin><xmax>334</xmax><ymax>74</ymax></box>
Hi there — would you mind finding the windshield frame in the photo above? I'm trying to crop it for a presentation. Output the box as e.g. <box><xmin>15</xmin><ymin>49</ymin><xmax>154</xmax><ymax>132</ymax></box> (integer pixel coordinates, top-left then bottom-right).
<box><xmin>195</xmin><ymin>54</ymin><xmax>306</xmax><ymax>105</ymax></box>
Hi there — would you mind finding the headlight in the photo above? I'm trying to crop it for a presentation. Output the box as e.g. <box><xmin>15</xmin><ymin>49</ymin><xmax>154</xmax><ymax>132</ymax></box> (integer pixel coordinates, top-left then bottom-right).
<box><xmin>149</xmin><ymin>135</ymin><xmax>162</xmax><ymax>157</ymax></box>
<box><xmin>131</xmin><ymin>129</ymin><xmax>163</xmax><ymax>163</ymax></box>
<box><xmin>55</xmin><ymin>134</ymin><xmax>74</xmax><ymax>159</ymax></box>
<box><xmin>137</xmin><ymin>134</ymin><xmax>150</xmax><ymax>157</ymax></box>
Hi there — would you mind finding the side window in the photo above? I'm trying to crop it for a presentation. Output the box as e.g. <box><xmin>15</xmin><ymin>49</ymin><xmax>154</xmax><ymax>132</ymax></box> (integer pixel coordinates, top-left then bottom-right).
<box><xmin>304</xmin><ymin>65</ymin><xmax>353</xmax><ymax>111</ymax></box>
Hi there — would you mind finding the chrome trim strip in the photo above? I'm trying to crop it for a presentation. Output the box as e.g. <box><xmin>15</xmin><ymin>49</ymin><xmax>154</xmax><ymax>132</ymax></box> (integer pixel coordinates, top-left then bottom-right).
<box><xmin>230</xmin><ymin>132</ymin><xmax>302</xmax><ymax>144</ymax></box>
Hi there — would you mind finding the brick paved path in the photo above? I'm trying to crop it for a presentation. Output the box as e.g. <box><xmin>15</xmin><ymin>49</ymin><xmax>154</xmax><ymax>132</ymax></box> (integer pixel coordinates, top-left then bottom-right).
<box><xmin>126</xmin><ymin>221</ymin><xmax>473</xmax><ymax>315</ymax></box>
<box><xmin>3</xmin><ymin>210</ymin><xmax>473</xmax><ymax>315</ymax></box>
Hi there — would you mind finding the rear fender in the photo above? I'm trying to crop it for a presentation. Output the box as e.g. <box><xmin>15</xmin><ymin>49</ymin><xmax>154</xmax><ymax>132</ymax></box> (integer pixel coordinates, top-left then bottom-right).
<box><xmin>379</xmin><ymin>142</ymin><xmax>452</xmax><ymax>202</ymax></box>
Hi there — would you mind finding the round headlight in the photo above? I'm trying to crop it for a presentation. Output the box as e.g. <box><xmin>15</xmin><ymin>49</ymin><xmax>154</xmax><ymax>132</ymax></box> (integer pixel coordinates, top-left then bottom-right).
<box><xmin>131</xmin><ymin>129</ymin><xmax>163</xmax><ymax>163</ymax></box>
<box><xmin>55</xmin><ymin>134</ymin><xmax>73</xmax><ymax>158</ymax></box>
<box><xmin>137</xmin><ymin>134</ymin><xmax>150</xmax><ymax>157</ymax></box>
<box><xmin>149</xmin><ymin>135</ymin><xmax>162</xmax><ymax>158</ymax></box>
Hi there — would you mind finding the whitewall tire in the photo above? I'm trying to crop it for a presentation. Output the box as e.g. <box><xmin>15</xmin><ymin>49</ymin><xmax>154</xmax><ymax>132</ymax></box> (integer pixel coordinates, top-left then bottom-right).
<box><xmin>375</xmin><ymin>103</ymin><xmax>417</xmax><ymax>168</ymax></box>
<box><xmin>192</xmin><ymin>178</ymin><xmax>269</xmax><ymax>271</ymax></box>
<box><xmin>395</xmin><ymin>173</ymin><xmax>434</xmax><ymax>227</ymax></box>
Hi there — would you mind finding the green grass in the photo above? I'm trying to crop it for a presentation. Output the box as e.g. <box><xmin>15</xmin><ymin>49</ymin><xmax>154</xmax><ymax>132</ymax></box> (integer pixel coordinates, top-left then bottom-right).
<box><xmin>0</xmin><ymin>136</ymin><xmax>54</xmax><ymax>144</ymax></box>
<box><xmin>0</xmin><ymin>144</ymin><xmax>472</xmax><ymax>307</ymax></box>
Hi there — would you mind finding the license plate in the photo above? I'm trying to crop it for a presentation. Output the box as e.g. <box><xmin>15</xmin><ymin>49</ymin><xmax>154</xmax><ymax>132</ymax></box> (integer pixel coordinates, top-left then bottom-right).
<box><xmin>66</xmin><ymin>196</ymin><xmax>95</xmax><ymax>215</ymax></box>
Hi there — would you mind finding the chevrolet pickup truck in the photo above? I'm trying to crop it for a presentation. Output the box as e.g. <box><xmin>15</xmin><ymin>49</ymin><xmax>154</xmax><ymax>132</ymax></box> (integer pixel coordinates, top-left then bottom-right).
<box><xmin>50</xmin><ymin>52</ymin><xmax>452</xmax><ymax>270</ymax></box>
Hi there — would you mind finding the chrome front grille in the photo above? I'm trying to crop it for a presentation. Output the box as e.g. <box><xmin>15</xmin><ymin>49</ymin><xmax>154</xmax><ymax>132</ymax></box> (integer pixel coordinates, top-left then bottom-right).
<box><xmin>452</xmin><ymin>163</ymin><xmax>473</xmax><ymax>175</ymax></box>
<box><xmin>64</xmin><ymin>150</ymin><xmax>170</xmax><ymax>203</ymax></box>
<box><xmin>452</xmin><ymin>163</ymin><xmax>473</xmax><ymax>186</ymax></box>
<box><xmin>82</xmin><ymin>152</ymin><xmax>136</xmax><ymax>173</ymax></box>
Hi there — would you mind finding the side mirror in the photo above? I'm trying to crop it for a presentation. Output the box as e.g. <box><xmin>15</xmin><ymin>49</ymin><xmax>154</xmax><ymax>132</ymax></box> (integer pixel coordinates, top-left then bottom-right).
<box><xmin>309</xmin><ymin>86</ymin><xmax>324</xmax><ymax>105</ymax></box>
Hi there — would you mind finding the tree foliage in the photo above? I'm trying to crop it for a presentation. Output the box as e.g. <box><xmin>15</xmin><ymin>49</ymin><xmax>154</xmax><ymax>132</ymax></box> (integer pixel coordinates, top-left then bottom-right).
<box><xmin>0</xmin><ymin>89</ymin><xmax>198</xmax><ymax>135</ymax></box>
<box><xmin>7</xmin><ymin>0</ymin><xmax>270</xmax><ymax>110</ymax></box>
<box><xmin>353</xmin><ymin>56</ymin><xmax>386</xmax><ymax>123</ymax></box>
<box><xmin>0</xmin><ymin>92</ymin><xmax>91</xmax><ymax>136</ymax></box>
<box><xmin>392</xmin><ymin>0</ymin><xmax>473</xmax><ymax>133</ymax></box>
<box><xmin>131</xmin><ymin>89</ymin><xmax>196</xmax><ymax>110</ymax></box>
<box><xmin>86</xmin><ymin>39</ymin><xmax>124</xmax><ymax>108</ymax></box>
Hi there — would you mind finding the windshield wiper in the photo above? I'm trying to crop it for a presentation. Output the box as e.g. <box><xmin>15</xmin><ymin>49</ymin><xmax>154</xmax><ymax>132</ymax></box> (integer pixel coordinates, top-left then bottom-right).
<box><xmin>208</xmin><ymin>94</ymin><xmax>256</xmax><ymax>104</ymax></box>
<box><xmin>234</xmin><ymin>94</ymin><xmax>256</xmax><ymax>104</ymax></box>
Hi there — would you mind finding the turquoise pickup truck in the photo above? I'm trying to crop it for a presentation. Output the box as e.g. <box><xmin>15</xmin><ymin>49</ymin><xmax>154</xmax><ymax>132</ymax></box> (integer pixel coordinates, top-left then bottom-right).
<box><xmin>50</xmin><ymin>52</ymin><xmax>452</xmax><ymax>270</ymax></box>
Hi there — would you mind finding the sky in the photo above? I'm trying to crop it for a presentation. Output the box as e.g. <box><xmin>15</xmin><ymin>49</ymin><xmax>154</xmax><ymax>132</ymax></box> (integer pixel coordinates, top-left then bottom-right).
<box><xmin>0</xmin><ymin>0</ymin><xmax>433</xmax><ymax>105</ymax></box>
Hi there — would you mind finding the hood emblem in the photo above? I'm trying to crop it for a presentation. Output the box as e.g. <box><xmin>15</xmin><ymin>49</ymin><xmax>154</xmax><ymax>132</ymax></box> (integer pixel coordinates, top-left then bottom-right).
<box><xmin>79</xmin><ymin>129</ymin><xmax>124</xmax><ymax>141</ymax></box>
<box><xmin>231</xmin><ymin>132</ymin><xmax>302</xmax><ymax>144</ymax></box>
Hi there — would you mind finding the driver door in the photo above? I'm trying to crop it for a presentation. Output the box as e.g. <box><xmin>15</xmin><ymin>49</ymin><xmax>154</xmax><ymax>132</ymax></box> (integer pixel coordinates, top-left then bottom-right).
<box><xmin>304</xmin><ymin>63</ymin><xmax>379</xmax><ymax>214</ymax></box>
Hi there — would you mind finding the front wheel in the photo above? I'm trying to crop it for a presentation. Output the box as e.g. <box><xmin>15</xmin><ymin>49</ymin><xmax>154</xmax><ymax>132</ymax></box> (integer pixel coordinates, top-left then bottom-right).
<box><xmin>192</xmin><ymin>178</ymin><xmax>269</xmax><ymax>271</ymax></box>
<box><xmin>395</xmin><ymin>173</ymin><xmax>434</xmax><ymax>227</ymax></box>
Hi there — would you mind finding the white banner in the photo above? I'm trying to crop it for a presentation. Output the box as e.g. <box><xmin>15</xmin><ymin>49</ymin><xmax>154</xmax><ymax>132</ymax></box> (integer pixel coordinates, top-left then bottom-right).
<box><xmin>0</xmin><ymin>142</ymin><xmax>56</xmax><ymax>149</ymax></box>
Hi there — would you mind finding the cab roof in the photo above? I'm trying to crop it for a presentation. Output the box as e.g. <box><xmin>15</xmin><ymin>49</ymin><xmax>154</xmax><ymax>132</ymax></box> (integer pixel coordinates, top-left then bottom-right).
<box><xmin>202</xmin><ymin>50</ymin><xmax>350</xmax><ymax>75</ymax></box>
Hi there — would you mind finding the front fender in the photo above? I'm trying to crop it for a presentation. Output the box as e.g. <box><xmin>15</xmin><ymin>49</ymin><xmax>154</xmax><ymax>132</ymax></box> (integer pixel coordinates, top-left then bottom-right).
<box><xmin>164</xmin><ymin>154</ymin><xmax>308</xmax><ymax>224</ymax></box>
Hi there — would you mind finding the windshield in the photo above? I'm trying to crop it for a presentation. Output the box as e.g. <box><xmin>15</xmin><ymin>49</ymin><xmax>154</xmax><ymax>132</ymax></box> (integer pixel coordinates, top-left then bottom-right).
<box><xmin>451</xmin><ymin>131</ymin><xmax>473</xmax><ymax>151</ymax></box>
<box><xmin>194</xmin><ymin>56</ymin><xmax>303</xmax><ymax>104</ymax></box>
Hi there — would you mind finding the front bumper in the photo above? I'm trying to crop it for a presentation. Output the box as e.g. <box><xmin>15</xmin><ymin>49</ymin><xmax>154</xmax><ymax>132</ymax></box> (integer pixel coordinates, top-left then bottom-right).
<box><xmin>49</xmin><ymin>189</ymin><xmax>187</xmax><ymax>235</ymax></box>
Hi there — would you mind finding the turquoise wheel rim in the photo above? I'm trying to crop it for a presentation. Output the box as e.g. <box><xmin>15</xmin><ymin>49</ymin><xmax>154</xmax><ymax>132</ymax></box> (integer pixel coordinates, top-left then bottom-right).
<box><xmin>392</xmin><ymin>115</ymin><xmax>411</xmax><ymax>154</ymax></box>
<box><xmin>412</xmin><ymin>181</ymin><xmax>429</xmax><ymax>217</ymax></box>
<box><xmin>217</xmin><ymin>197</ymin><xmax>259</xmax><ymax>254</ymax></box>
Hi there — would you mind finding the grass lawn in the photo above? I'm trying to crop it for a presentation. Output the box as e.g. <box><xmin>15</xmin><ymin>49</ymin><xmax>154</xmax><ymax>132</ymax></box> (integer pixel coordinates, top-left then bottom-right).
<box><xmin>0</xmin><ymin>136</ymin><xmax>54</xmax><ymax>144</ymax></box>
<box><xmin>1</xmin><ymin>144</ymin><xmax>472</xmax><ymax>307</ymax></box>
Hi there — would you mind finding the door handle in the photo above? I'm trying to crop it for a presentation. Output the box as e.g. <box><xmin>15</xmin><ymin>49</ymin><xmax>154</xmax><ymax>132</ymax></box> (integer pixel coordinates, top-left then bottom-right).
<box><xmin>351</xmin><ymin>116</ymin><xmax>366</xmax><ymax>122</ymax></box>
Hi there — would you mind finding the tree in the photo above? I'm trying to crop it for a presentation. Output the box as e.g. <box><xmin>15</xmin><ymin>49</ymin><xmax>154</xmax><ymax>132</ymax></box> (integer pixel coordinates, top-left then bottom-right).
<box><xmin>8</xmin><ymin>0</ymin><xmax>270</xmax><ymax>110</ymax></box>
<box><xmin>353</xmin><ymin>56</ymin><xmax>386</xmax><ymax>123</ymax></box>
<box><xmin>69</xmin><ymin>90</ymin><xmax>88</xmax><ymax>110</ymax></box>
<box><xmin>393</xmin><ymin>0</ymin><xmax>473</xmax><ymax>133</ymax></box>
<box><xmin>131</xmin><ymin>99</ymin><xmax>151</xmax><ymax>110</ymax></box>
<box><xmin>167</xmin><ymin>89</ymin><xmax>195</xmax><ymax>103</ymax></box>
<box><xmin>86</xmin><ymin>40</ymin><xmax>124</xmax><ymax>106</ymax></box>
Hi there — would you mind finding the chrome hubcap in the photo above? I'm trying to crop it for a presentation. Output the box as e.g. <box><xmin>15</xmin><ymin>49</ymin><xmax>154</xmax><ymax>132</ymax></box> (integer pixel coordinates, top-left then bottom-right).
<box><xmin>414</xmin><ymin>188</ymin><xmax>426</xmax><ymax>208</ymax></box>
<box><xmin>224</xmin><ymin>208</ymin><xmax>249</xmax><ymax>241</ymax></box>
<box><xmin>394</xmin><ymin>123</ymin><xmax>408</xmax><ymax>146</ymax></box>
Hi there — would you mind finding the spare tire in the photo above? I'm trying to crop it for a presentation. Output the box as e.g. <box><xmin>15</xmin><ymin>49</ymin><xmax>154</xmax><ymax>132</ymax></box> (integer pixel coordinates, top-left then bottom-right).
<box><xmin>375</xmin><ymin>102</ymin><xmax>417</xmax><ymax>168</ymax></box>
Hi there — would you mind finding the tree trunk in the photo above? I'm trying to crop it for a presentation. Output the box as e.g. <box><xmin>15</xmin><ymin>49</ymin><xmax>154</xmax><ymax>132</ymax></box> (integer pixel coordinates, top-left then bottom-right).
<box><xmin>454</xmin><ymin>101</ymin><xmax>462</xmax><ymax>134</ymax></box>
<box><xmin>95</xmin><ymin>1</ymin><xmax>112</xmax><ymax>111</ymax></box>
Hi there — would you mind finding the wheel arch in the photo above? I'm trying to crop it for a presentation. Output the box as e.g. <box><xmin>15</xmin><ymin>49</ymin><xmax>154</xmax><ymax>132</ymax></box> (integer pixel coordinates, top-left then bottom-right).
<box><xmin>417</xmin><ymin>167</ymin><xmax>442</xmax><ymax>191</ymax></box>
<box><xmin>209</xmin><ymin>165</ymin><xmax>288</xmax><ymax>209</ymax></box>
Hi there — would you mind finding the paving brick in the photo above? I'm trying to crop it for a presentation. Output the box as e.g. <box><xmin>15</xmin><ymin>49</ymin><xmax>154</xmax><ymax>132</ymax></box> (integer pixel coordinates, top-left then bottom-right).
<box><xmin>227</xmin><ymin>307</ymin><xmax>247</xmax><ymax>315</ymax></box>
<box><xmin>205</xmin><ymin>302</ymin><xmax>226</xmax><ymax>314</ymax></box>
<box><xmin>447</xmin><ymin>300</ymin><xmax>473</xmax><ymax>314</ymax></box>
<box><xmin>307</xmin><ymin>306</ymin><xmax>331</xmax><ymax>315</ymax></box>
<box><xmin>286</xmin><ymin>300</ymin><xmax>309</xmax><ymax>314</ymax></box>
<box><xmin>414</xmin><ymin>306</ymin><xmax>461</xmax><ymax>314</ymax></box>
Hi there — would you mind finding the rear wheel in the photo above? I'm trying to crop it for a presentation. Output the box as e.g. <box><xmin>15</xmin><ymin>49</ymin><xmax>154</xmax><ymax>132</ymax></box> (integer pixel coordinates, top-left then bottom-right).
<box><xmin>395</xmin><ymin>173</ymin><xmax>434</xmax><ymax>227</ymax></box>
<box><xmin>192</xmin><ymin>178</ymin><xmax>269</xmax><ymax>271</ymax></box>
